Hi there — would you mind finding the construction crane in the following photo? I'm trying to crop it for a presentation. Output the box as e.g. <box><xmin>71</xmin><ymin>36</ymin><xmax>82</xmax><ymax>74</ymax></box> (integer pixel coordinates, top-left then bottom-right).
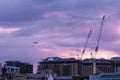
<box><xmin>93</xmin><ymin>15</ymin><xmax>106</xmax><ymax>74</ymax></box>
<box><xmin>80</xmin><ymin>29</ymin><xmax>91</xmax><ymax>60</ymax></box>
<box><xmin>95</xmin><ymin>15</ymin><xmax>106</xmax><ymax>57</ymax></box>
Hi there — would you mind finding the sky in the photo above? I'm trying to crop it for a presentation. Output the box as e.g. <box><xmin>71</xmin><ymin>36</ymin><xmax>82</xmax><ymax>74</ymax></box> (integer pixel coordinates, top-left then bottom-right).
<box><xmin>0</xmin><ymin>0</ymin><xmax>120</xmax><ymax>67</ymax></box>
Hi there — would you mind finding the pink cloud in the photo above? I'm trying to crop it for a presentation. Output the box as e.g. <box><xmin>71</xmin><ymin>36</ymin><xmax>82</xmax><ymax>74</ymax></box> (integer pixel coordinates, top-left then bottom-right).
<box><xmin>0</xmin><ymin>27</ymin><xmax>20</xmax><ymax>33</ymax></box>
<box><xmin>117</xmin><ymin>24</ymin><xmax>120</xmax><ymax>36</ymax></box>
<box><xmin>83</xmin><ymin>50</ymin><xmax>120</xmax><ymax>59</ymax></box>
<box><xmin>52</xmin><ymin>47</ymin><xmax>120</xmax><ymax>60</ymax></box>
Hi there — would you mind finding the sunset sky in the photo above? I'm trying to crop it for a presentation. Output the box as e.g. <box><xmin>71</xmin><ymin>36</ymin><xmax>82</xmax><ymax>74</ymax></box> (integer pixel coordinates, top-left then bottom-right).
<box><xmin>0</xmin><ymin>0</ymin><xmax>120</xmax><ymax>66</ymax></box>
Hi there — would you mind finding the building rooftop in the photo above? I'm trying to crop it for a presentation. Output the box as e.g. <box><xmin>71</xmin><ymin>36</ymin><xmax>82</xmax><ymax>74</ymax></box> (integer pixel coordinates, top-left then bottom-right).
<box><xmin>39</xmin><ymin>57</ymin><xmax>81</xmax><ymax>63</ymax></box>
<box><xmin>82</xmin><ymin>58</ymin><xmax>112</xmax><ymax>64</ymax></box>
<box><xmin>111</xmin><ymin>57</ymin><xmax>120</xmax><ymax>61</ymax></box>
<box><xmin>6</xmin><ymin>60</ymin><xmax>33</xmax><ymax>65</ymax></box>
<box><xmin>42</xmin><ymin>57</ymin><xmax>76</xmax><ymax>62</ymax></box>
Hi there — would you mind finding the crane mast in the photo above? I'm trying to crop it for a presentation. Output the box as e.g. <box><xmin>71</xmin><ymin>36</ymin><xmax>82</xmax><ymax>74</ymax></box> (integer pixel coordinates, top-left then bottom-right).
<box><xmin>93</xmin><ymin>15</ymin><xmax>106</xmax><ymax>74</ymax></box>
<box><xmin>80</xmin><ymin>29</ymin><xmax>91</xmax><ymax>60</ymax></box>
<box><xmin>95</xmin><ymin>15</ymin><xmax>105</xmax><ymax>57</ymax></box>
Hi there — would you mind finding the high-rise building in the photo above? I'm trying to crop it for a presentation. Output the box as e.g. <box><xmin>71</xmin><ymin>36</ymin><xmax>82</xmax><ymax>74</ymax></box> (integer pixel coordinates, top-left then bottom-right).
<box><xmin>111</xmin><ymin>57</ymin><xmax>120</xmax><ymax>72</ymax></box>
<box><xmin>38</xmin><ymin>57</ymin><xmax>116</xmax><ymax>78</ymax></box>
<box><xmin>5</xmin><ymin>61</ymin><xmax>33</xmax><ymax>73</ymax></box>
<box><xmin>81</xmin><ymin>58</ymin><xmax>114</xmax><ymax>77</ymax></box>
<box><xmin>37</xmin><ymin>57</ymin><xmax>81</xmax><ymax>76</ymax></box>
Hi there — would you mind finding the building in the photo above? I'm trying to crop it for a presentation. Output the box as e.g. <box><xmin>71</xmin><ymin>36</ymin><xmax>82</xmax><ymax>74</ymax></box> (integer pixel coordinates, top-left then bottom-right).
<box><xmin>0</xmin><ymin>63</ymin><xmax>2</xmax><ymax>79</ymax></box>
<box><xmin>0</xmin><ymin>65</ymin><xmax>20</xmax><ymax>80</ymax></box>
<box><xmin>38</xmin><ymin>57</ymin><xmax>116</xmax><ymax>78</ymax></box>
<box><xmin>81</xmin><ymin>58</ymin><xmax>114</xmax><ymax>77</ymax></box>
<box><xmin>37</xmin><ymin>57</ymin><xmax>81</xmax><ymax>76</ymax></box>
<box><xmin>89</xmin><ymin>57</ymin><xmax>120</xmax><ymax>80</ymax></box>
<box><xmin>0</xmin><ymin>65</ymin><xmax>42</xmax><ymax>80</ymax></box>
<box><xmin>0</xmin><ymin>63</ymin><xmax>2</xmax><ymax>74</ymax></box>
<box><xmin>4</xmin><ymin>73</ymin><xmax>42</xmax><ymax>80</ymax></box>
<box><xmin>111</xmin><ymin>57</ymin><xmax>120</xmax><ymax>72</ymax></box>
<box><xmin>5</xmin><ymin>66</ymin><xmax>20</xmax><ymax>74</ymax></box>
<box><xmin>55</xmin><ymin>76</ymin><xmax>72</xmax><ymax>80</ymax></box>
<box><xmin>5</xmin><ymin>61</ymin><xmax>33</xmax><ymax>73</ymax></box>
<box><xmin>89</xmin><ymin>72</ymin><xmax>120</xmax><ymax>80</ymax></box>
<box><xmin>23</xmin><ymin>74</ymin><xmax>42</xmax><ymax>80</ymax></box>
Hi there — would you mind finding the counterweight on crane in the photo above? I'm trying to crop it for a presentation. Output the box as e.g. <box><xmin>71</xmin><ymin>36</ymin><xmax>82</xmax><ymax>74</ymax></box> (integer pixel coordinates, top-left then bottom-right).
<box><xmin>80</xmin><ymin>29</ymin><xmax>91</xmax><ymax>60</ymax></box>
<box><xmin>93</xmin><ymin>15</ymin><xmax>106</xmax><ymax>74</ymax></box>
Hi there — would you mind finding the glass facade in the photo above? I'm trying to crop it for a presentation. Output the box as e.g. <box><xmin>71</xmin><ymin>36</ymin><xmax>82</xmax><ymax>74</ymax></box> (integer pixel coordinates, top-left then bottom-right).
<box><xmin>5</xmin><ymin>61</ymin><xmax>33</xmax><ymax>73</ymax></box>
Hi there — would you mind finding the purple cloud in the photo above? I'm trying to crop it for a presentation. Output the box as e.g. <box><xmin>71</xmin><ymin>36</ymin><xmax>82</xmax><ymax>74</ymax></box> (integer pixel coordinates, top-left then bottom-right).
<box><xmin>0</xmin><ymin>0</ymin><xmax>120</xmax><ymax>68</ymax></box>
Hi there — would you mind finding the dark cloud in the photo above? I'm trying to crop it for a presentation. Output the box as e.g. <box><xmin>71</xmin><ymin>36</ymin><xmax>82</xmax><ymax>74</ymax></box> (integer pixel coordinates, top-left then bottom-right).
<box><xmin>0</xmin><ymin>0</ymin><xmax>119</xmax><ymax>26</ymax></box>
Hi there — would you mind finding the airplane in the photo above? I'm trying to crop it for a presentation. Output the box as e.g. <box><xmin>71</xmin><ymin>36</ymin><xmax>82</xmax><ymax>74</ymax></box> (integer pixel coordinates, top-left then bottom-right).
<box><xmin>32</xmin><ymin>41</ymin><xmax>39</xmax><ymax>44</ymax></box>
